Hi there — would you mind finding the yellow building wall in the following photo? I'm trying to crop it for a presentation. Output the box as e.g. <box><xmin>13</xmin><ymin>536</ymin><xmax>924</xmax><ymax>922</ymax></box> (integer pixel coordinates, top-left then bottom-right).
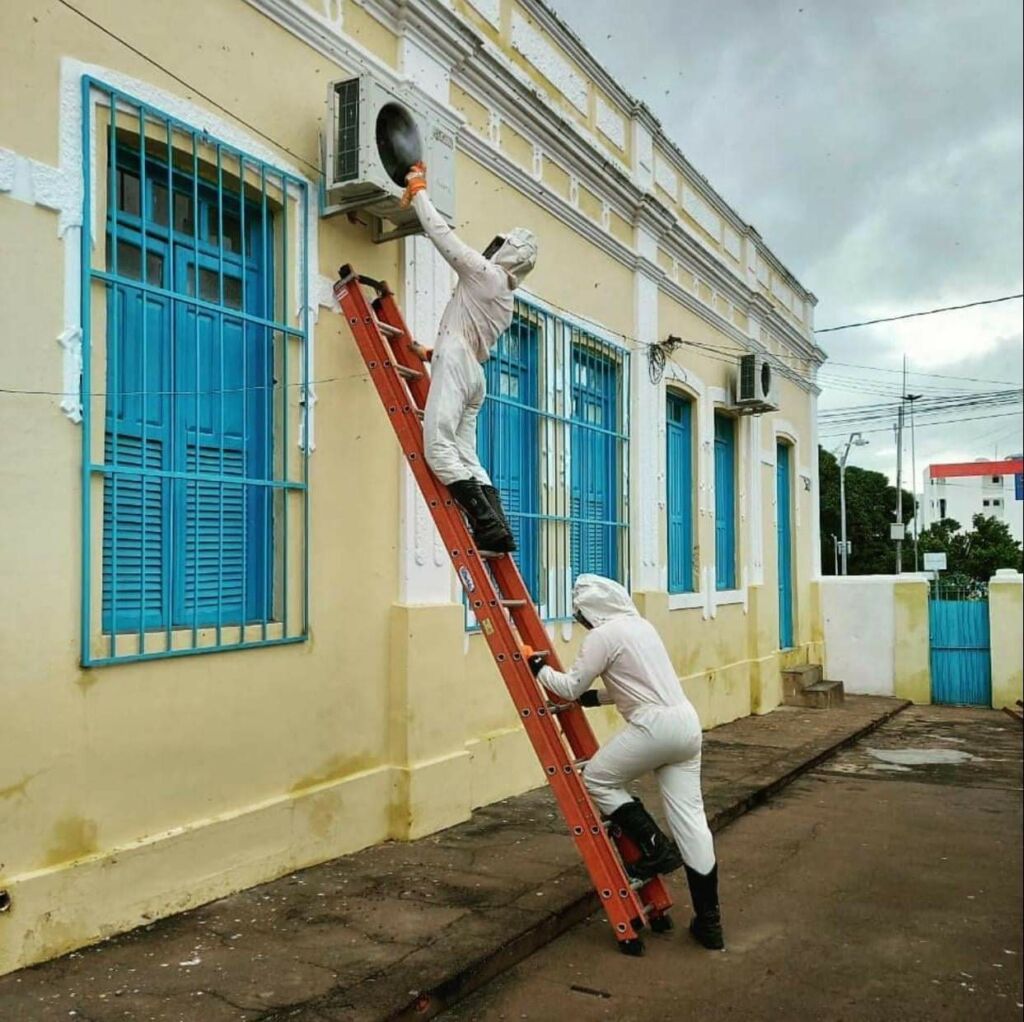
<box><xmin>0</xmin><ymin>0</ymin><xmax>822</xmax><ymax>976</ymax></box>
<box><xmin>893</xmin><ymin>580</ymin><xmax>932</xmax><ymax>704</ymax></box>
<box><xmin>0</xmin><ymin>0</ymin><xmax>410</xmax><ymax>977</ymax></box>
<box><xmin>989</xmin><ymin>574</ymin><xmax>1023</xmax><ymax>710</ymax></box>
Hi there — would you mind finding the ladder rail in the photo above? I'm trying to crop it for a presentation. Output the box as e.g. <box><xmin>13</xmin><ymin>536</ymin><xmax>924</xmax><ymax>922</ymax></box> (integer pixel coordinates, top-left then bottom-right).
<box><xmin>335</xmin><ymin>267</ymin><xmax>672</xmax><ymax>941</ymax></box>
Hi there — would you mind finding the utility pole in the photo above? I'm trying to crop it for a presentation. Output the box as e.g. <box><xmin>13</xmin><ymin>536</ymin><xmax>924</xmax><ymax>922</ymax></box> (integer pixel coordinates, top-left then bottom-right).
<box><xmin>905</xmin><ymin>391</ymin><xmax>922</xmax><ymax>570</ymax></box>
<box><xmin>839</xmin><ymin>432</ymin><xmax>868</xmax><ymax>575</ymax></box>
<box><xmin>894</xmin><ymin>409</ymin><xmax>905</xmax><ymax>574</ymax></box>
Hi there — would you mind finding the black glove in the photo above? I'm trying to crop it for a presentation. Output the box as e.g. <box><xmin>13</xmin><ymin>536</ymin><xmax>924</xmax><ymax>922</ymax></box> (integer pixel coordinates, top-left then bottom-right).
<box><xmin>527</xmin><ymin>653</ymin><xmax>548</xmax><ymax>677</ymax></box>
<box><xmin>578</xmin><ymin>690</ymin><xmax>601</xmax><ymax>708</ymax></box>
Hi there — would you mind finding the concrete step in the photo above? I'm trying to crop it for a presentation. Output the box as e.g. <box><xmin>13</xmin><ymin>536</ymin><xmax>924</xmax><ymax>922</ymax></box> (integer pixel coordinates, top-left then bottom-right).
<box><xmin>784</xmin><ymin>679</ymin><xmax>845</xmax><ymax>710</ymax></box>
<box><xmin>781</xmin><ymin>663</ymin><xmax>823</xmax><ymax>699</ymax></box>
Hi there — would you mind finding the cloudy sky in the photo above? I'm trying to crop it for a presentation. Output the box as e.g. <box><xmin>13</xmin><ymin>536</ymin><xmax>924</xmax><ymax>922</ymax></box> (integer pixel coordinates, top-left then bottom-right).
<box><xmin>548</xmin><ymin>0</ymin><xmax>1024</xmax><ymax>485</ymax></box>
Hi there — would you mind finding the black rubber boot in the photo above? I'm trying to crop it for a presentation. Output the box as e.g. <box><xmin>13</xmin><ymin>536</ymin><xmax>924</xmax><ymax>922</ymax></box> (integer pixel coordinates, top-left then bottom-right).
<box><xmin>609</xmin><ymin>798</ymin><xmax>685</xmax><ymax>882</ymax></box>
<box><xmin>481</xmin><ymin>485</ymin><xmax>517</xmax><ymax>552</ymax></box>
<box><xmin>447</xmin><ymin>479</ymin><xmax>515</xmax><ymax>553</ymax></box>
<box><xmin>684</xmin><ymin>863</ymin><xmax>724</xmax><ymax>950</ymax></box>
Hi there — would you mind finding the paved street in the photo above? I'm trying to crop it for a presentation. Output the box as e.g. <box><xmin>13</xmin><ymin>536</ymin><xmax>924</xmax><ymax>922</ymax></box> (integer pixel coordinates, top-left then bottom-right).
<box><xmin>441</xmin><ymin>706</ymin><xmax>1024</xmax><ymax>1022</ymax></box>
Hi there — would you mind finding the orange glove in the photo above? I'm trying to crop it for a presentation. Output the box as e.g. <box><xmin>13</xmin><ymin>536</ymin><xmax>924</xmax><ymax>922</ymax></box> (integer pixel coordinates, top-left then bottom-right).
<box><xmin>401</xmin><ymin>162</ymin><xmax>427</xmax><ymax>208</ymax></box>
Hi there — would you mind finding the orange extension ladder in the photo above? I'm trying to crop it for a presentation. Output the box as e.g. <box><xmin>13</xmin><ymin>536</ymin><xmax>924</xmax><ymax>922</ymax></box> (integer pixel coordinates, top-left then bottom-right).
<box><xmin>334</xmin><ymin>264</ymin><xmax>674</xmax><ymax>954</ymax></box>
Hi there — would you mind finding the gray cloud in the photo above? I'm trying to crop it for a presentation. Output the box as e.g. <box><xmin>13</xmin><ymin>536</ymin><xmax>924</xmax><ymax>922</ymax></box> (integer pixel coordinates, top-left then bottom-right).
<box><xmin>547</xmin><ymin>0</ymin><xmax>1023</xmax><ymax>478</ymax></box>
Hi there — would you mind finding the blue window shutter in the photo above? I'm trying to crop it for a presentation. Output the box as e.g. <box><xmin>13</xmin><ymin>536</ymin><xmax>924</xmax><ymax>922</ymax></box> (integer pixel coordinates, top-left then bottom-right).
<box><xmin>102</xmin><ymin>161</ymin><xmax>273</xmax><ymax>637</ymax></box>
<box><xmin>102</xmin><ymin>238</ymin><xmax>171</xmax><ymax>633</ymax></box>
<box><xmin>666</xmin><ymin>394</ymin><xmax>693</xmax><ymax>593</ymax></box>
<box><xmin>479</xmin><ymin>316</ymin><xmax>539</xmax><ymax>596</ymax></box>
<box><xmin>714</xmin><ymin>413</ymin><xmax>736</xmax><ymax>590</ymax></box>
<box><xmin>570</xmin><ymin>347</ymin><xmax>619</xmax><ymax>581</ymax></box>
<box><xmin>174</xmin><ymin>251</ymin><xmax>270</xmax><ymax>627</ymax></box>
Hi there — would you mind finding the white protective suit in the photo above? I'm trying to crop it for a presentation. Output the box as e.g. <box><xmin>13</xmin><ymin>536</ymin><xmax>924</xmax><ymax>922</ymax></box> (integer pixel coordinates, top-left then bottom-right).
<box><xmin>537</xmin><ymin>574</ymin><xmax>717</xmax><ymax>875</ymax></box>
<box><xmin>411</xmin><ymin>191</ymin><xmax>538</xmax><ymax>486</ymax></box>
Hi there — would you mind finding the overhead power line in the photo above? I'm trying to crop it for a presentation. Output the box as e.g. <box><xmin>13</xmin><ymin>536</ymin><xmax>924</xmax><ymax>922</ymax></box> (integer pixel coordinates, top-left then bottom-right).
<box><xmin>814</xmin><ymin>293</ymin><xmax>1024</xmax><ymax>334</ymax></box>
<box><xmin>819</xmin><ymin>409</ymin><xmax>1023</xmax><ymax>439</ymax></box>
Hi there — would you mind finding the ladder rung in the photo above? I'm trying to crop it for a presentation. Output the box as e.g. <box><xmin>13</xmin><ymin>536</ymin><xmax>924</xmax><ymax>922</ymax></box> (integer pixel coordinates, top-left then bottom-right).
<box><xmin>479</xmin><ymin>550</ymin><xmax>506</xmax><ymax>559</ymax></box>
<box><xmin>500</xmin><ymin>599</ymin><xmax>528</xmax><ymax>608</ymax></box>
<box><xmin>395</xmin><ymin>365</ymin><xmax>423</xmax><ymax>381</ymax></box>
<box><xmin>413</xmin><ymin>408</ymin><xmax>424</xmax><ymax>420</ymax></box>
<box><xmin>373</xmin><ymin>317</ymin><xmax>403</xmax><ymax>338</ymax></box>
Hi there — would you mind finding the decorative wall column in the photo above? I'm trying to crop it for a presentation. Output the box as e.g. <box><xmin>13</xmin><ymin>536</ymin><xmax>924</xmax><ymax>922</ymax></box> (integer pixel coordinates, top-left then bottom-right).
<box><xmin>398</xmin><ymin>35</ymin><xmax>455</xmax><ymax>605</ymax></box>
<box><xmin>632</xmin><ymin>225</ymin><xmax>662</xmax><ymax>592</ymax></box>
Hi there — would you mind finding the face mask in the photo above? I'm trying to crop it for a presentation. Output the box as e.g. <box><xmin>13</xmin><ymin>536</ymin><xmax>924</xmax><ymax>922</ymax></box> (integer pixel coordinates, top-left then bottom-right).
<box><xmin>482</xmin><ymin>235</ymin><xmax>505</xmax><ymax>260</ymax></box>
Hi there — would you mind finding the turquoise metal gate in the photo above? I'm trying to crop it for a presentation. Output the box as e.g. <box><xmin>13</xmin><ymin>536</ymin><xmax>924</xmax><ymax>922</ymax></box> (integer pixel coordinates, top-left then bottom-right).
<box><xmin>929</xmin><ymin>583</ymin><xmax>991</xmax><ymax>706</ymax></box>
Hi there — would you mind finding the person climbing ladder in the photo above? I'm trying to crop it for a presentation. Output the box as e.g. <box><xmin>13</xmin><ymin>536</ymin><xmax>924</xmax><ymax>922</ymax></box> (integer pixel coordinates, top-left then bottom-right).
<box><xmin>529</xmin><ymin>574</ymin><xmax>725</xmax><ymax>950</ymax></box>
<box><xmin>400</xmin><ymin>161</ymin><xmax>538</xmax><ymax>553</ymax></box>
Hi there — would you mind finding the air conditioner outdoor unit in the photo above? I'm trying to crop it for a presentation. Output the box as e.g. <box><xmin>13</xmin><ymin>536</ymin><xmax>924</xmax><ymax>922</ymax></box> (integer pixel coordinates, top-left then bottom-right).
<box><xmin>733</xmin><ymin>353</ymin><xmax>779</xmax><ymax>413</ymax></box>
<box><xmin>322</xmin><ymin>75</ymin><xmax>456</xmax><ymax>243</ymax></box>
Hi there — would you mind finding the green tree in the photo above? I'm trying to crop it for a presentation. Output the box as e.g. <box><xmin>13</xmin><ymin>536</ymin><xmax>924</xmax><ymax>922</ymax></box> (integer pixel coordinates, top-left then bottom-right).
<box><xmin>819</xmin><ymin>446</ymin><xmax>915</xmax><ymax>575</ymax></box>
<box><xmin>918</xmin><ymin>513</ymin><xmax>1023</xmax><ymax>584</ymax></box>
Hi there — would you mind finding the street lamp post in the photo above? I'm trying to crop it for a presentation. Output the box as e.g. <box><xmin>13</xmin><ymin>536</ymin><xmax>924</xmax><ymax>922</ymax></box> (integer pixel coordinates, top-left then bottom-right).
<box><xmin>839</xmin><ymin>432</ymin><xmax>869</xmax><ymax>575</ymax></box>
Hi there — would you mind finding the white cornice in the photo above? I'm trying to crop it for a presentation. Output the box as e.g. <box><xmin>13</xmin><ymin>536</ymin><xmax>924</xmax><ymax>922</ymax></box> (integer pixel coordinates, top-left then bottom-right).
<box><xmin>244</xmin><ymin>0</ymin><xmax>824</xmax><ymax>385</ymax></box>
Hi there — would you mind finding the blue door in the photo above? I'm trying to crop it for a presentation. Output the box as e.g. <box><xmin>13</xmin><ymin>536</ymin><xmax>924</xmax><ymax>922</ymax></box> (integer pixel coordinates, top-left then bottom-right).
<box><xmin>666</xmin><ymin>393</ymin><xmax>694</xmax><ymax>593</ymax></box>
<box><xmin>571</xmin><ymin>346</ymin><xmax>619</xmax><ymax>580</ymax></box>
<box><xmin>479</xmin><ymin>317</ymin><xmax>539</xmax><ymax>596</ymax></box>
<box><xmin>929</xmin><ymin>589</ymin><xmax>991</xmax><ymax>705</ymax></box>
<box><xmin>776</xmin><ymin>442</ymin><xmax>794</xmax><ymax>649</ymax></box>
<box><xmin>713</xmin><ymin>413</ymin><xmax>736</xmax><ymax>590</ymax></box>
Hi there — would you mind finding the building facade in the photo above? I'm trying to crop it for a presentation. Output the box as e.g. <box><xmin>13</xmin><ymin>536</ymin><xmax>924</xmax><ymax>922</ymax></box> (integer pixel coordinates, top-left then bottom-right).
<box><xmin>0</xmin><ymin>0</ymin><xmax>824</xmax><ymax>973</ymax></box>
<box><xmin>921</xmin><ymin>457</ymin><xmax>1024</xmax><ymax>542</ymax></box>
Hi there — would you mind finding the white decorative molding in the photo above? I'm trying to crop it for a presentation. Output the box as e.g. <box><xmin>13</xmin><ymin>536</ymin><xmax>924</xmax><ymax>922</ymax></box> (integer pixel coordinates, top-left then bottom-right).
<box><xmin>683</xmin><ymin>186</ymin><xmax>722</xmax><ymax>241</ymax></box>
<box><xmin>510</xmin><ymin>11</ymin><xmax>588</xmax><ymax>114</ymax></box>
<box><xmin>464</xmin><ymin>0</ymin><xmax>501</xmax><ymax>30</ymax></box>
<box><xmin>400</xmin><ymin>232</ymin><xmax>454</xmax><ymax>603</ymax></box>
<box><xmin>668</xmin><ymin>592</ymin><xmax>704</xmax><ymax>612</ymax></box>
<box><xmin>246</xmin><ymin>0</ymin><xmax>824</xmax><ymax>381</ymax></box>
<box><xmin>634</xmin><ymin>120</ymin><xmax>654</xmax><ymax>192</ymax></box>
<box><xmin>653</xmin><ymin>153</ymin><xmax>678</xmax><ymax>199</ymax></box>
<box><xmin>747</xmin><ymin>413</ymin><xmax>764</xmax><ymax>585</ymax></box>
<box><xmin>568</xmin><ymin>173</ymin><xmax>580</xmax><ymax>207</ymax></box>
<box><xmin>723</xmin><ymin>225</ymin><xmax>741</xmax><ymax>260</ymax></box>
<box><xmin>322</xmin><ymin>0</ymin><xmax>342</xmax><ymax>30</ymax></box>
<box><xmin>809</xmin><ymin>392</ymin><xmax>822</xmax><ymax>578</ymax></box>
<box><xmin>57</xmin><ymin>327</ymin><xmax>83</xmax><ymax>423</ymax></box>
<box><xmin>756</xmin><ymin>255</ymin><xmax>770</xmax><ymax>287</ymax></box>
<box><xmin>531</xmin><ymin>143</ymin><xmax>543</xmax><ymax>180</ymax></box>
<box><xmin>487</xmin><ymin>108</ymin><xmax>502</xmax><ymax>146</ymax></box>
<box><xmin>596</xmin><ymin>95</ymin><xmax>626</xmax><ymax>150</ymax></box>
<box><xmin>632</xmin><ymin>234</ymin><xmax>660</xmax><ymax>591</ymax></box>
<box><xmin>0</xmin><ymin>149</ymin><xmax>66</xmax><ymax>211</ymax></box>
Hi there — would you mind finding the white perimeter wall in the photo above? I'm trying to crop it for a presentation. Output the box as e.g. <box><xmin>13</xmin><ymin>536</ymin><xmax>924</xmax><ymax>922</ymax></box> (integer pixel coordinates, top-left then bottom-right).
<box><xmin>821</xmin><ymin>577</ymin><xmax>899</xmax><ymax>696</ymax></box>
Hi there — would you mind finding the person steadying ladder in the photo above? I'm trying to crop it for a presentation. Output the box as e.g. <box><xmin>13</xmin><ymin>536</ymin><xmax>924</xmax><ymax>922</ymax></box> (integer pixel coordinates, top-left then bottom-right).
<box><xmin>400</xmin><ymin>161</ymin><xmax>537</xmax><ymax>554</ymax></box>
<box><xmin>529</xmin><ymin>574</ymin><xmax>725</xmax><ymax>950</ymax></box>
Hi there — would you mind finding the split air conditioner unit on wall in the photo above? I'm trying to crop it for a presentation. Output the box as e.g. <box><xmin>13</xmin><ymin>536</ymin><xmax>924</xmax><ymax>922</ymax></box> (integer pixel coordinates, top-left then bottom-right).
<box><xmin>732</xmin><ymin>353</ymin><xmax>779</xmax><ymax>414</ymax></box>
<box><xmin>322</xmin><ymin>75</ymin><xmax>456</xmax><ymax>243</ymax></box>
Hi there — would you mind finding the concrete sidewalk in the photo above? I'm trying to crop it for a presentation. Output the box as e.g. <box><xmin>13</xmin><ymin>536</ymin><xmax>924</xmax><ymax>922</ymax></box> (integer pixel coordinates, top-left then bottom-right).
<box><xmin>0</xmin><ymin>695</ymin><xmax>907</xmax><ymax>1022</ymax></box>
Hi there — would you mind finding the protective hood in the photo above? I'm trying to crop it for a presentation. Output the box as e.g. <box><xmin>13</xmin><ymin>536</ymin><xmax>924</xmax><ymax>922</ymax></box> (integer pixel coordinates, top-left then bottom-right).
<box><xmin>490</xmin><ymin>227</ymin><xmax>537</xmax><ymax>287</ymax></box>
<box><xmin>572</xmin><ymin>574</ymin><xmax>639</xmax><ymax>629</ymax></box>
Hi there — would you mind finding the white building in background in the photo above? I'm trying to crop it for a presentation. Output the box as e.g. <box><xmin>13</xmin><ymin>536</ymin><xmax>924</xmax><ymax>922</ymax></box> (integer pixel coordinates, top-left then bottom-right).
<box><xmin>921</xmin><ymin>456</ymin><xmax>1024</xmax><ymax>542</ymax></box>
